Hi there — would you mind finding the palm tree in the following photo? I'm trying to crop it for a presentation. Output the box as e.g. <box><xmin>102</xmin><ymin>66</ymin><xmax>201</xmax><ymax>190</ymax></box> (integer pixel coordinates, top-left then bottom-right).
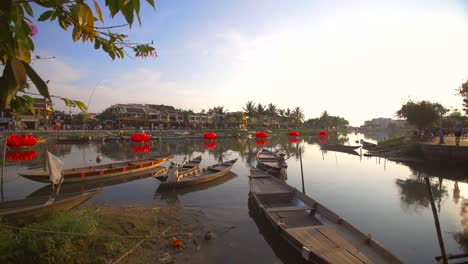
<box><xmin>256</xmin><ymin>103</ymin><xmax>266</xmax><ymax>128</ymax></box>
<box><xmin>243</xmin><ymin>101</ymin><xmax>257</xmax><ymax>128</ymax></box>
<box><xmin>278</xmin><ymin>109</ymin><xmax>285</xmax><ymax>128</ymax></box>
<box><xmin>267</xmin><ymin>103</ymin><xmax>278</xmax><ymax>128</ymax></box>
<box><xmin>285</xmin><ymin>108</ymin><xmax>292</xmax><ymax>127</ymax></box>
<box><xmin>292</xmin><ymin>106</ymin><xmax>305</xmax><ymax>126</ymax></box>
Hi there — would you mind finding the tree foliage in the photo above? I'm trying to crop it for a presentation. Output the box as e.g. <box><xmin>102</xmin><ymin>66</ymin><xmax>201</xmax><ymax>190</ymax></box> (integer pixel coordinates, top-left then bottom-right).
<box><xmin>0</xmin><ymin>0</ymin><xmax>156</xmax><ymax>113</ymax></box>
<box><xmin>459</xmin><ymin>80</ymin><xmax>468</xmax><ymax>115</ymax></box>
<box><xmin>396</xmin><ymin>100</ymin><xmax>441</xmax><ymax>129</ymax></box>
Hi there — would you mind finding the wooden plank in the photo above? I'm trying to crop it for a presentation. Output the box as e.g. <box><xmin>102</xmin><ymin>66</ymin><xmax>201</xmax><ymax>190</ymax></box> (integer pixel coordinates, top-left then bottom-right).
<box><xmin>266</xmin><ymin>205</ymin><xmax>313</xmax><ymax>212</ymax></box>
<box><xmin>286</xmin><ymin>226</ymin><xmax>372</xmax><ymax>264</ymax></box>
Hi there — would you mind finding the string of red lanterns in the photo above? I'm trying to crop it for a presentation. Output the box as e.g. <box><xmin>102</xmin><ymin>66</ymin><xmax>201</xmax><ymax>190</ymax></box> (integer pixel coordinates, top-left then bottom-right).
<box><xmin>130</xmin><ymin>133</ymin><xmax>151</xmax><ymax>142</ymax></box>
<box><xmin>6</xmin><ymin>135</ymin><xmax>38</xmax><ymax>148</ymax></box>
<box><xmin>255</xmin><ymin>132</ymin><xmax>268</xmax><ymax>139</ymax></box>
<box><xmin>203</xmin><ymin>132</ymin><xmax>217</xmax><ymax>140</ymax></box>
<box><xmin>288</xmin><ymin>131</ymin><xmax>300</xmax><ymax>137</ymax></box>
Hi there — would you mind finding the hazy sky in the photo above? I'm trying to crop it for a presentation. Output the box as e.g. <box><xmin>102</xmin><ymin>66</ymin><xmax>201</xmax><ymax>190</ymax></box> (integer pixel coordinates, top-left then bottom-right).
<box><xmin>31</xmin><ymin>0</ymin><xmax>468</xmax><ymax>126</ymax></box>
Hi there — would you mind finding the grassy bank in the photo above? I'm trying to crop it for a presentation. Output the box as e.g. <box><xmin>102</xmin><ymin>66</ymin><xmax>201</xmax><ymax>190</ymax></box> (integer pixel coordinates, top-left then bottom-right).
<box><xmin>377</xmin><ymin>136</ymin><xmax>423</xmax><ymax>157</ymax></box>
<box><xmin>0</xmin><ymin>205</ymin><xmax>207</xmax><ymax>264</ymax></box>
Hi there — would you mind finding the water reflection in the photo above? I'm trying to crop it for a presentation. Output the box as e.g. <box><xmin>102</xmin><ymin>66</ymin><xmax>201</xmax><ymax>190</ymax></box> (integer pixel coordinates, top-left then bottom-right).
<box><xmin>3</xmin><ymin>134</ymin><xmax>468</xmax><ymax>263</ymax></box>
<box><xmin>395</xmin><ymin>175</ymin><xmax>448</xmax><ymax>212</ymax></box>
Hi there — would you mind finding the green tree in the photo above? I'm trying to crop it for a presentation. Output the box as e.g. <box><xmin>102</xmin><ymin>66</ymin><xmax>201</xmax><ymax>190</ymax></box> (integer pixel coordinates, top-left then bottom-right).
<box><xmin>266</xmin><ymin>103</ymin><xmax>277</xmax><ymax>128</ymax></box>
<box><xmin>396</xmin><ymin>100</ymin><xmax>441</xmax><ymax>129</ymax></box>
<box><xmin>292</xmin><ymin>106</ymin><xmax>304</xmax><ymax>125</ymax></box>
<box><xmin>242</xmin><ymin>101</ymin><xmax>256</xmax><ymax>128</ymax></box>
<box><xmin>96</xmin><ymin>108</ymin><xmax>116</xmax><ymax>122</ymax></box>
<box><xmin>0</xmin><ymin>0</ymin><xmax>156</xmax><ymax>113</ymax></box>
<box><xmin>458</xmin><ymin>80</ymin><xmax>468</xmax><ymax>114</ymax></box>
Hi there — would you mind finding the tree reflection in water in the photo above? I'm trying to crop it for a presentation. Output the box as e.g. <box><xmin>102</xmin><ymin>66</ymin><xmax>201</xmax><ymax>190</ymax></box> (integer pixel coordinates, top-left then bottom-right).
<box><xmin>395</xmin><ymin>172</ymin><xmax>448</xmax><ymax>213</ymax></box>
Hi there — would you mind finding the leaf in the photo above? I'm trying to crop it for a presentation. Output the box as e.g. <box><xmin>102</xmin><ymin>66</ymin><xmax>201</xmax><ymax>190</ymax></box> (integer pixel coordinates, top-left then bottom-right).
<box><xmin>22</xmin><ymin>62</ymin><xmax>50</xmax><ymax>100</ymax></box>
<box><xmin>74</xmin><ymin>100</ymin><xmax>88</xmax><ymax>111</ymax></box>
<box><xmin>134</xmin><ymin>0</ymin><xmax>141</xmax><ymax>25</ymax></box>
<box><xmin>146</xmin><ymin>0</ymin><xmax>156</xmax><ymax>9</ymax></box>
<box><xmin>62</xmin><ymin>98</ymin><xmax>76</xmax><ymax>107</ymax></box>
<box><xmin>72</xmin><ymin>26</ymin><xmax>82</xmax><ymax>42</ymax></box>
<box><xmin>121</xmin><ymin>1</ymin><xmax>135</xmax><ymax>26</ymax></box>
<box><xmin>10</xmin><ymin>58</ymin><xmax>27</xmax><ymax>88</ymax></box>
<box><xmin>93</xmin><ymin>0</ymin><xmax>104</xmax><ymax>22</ymax></box>
<box><xmin>22</xmin><ymin>3</ymin><xmax>34</xmax><ymax>17</ymax></box>
<box><xmin>106</xmin><ymin>0</ymin><xmax>120</xmax><ymax>17</ymax></box>
<box><xmin>38</xmin><ymin>10</ymin><xmax>54</xmax><ymax>21</ymax></box>
<box><xmin>15</xmin><ymin>38</ymin><xmax>31</xmax><ymax>63</ymax></box>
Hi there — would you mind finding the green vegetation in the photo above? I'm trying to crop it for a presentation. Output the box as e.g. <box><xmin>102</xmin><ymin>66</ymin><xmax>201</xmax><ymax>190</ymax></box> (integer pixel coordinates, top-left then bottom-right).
<box><xmin>0</xmin><ymin>210</ymin><xmax>98</xmax><ymax>263</ymax></box>
<box><xmin>1</xmin><ymin>0</ymin><xmax>156</xmax><ymax>114</ymax></box>
<box><xmin>396</xmin><ymin>100</ymin><xmax>444</xmax><ymax>130</ymax></box>
<box><xmin>458</xmin><ymin>79</ymin><xmax>468</xmax><ymax>114</ymax></box>
<box><xmin>378</xmin><ymin>136</ymin><xmax>422</xmax><ymax>156</ymax></box>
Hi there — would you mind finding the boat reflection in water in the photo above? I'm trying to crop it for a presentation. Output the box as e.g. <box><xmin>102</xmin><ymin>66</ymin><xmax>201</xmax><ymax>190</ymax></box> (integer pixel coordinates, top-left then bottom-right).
<box><xmin>155</xmin><ymin>172</ymin><xmax>237</xmax><ymax>204</ymax></box>
<box><xmin>27</xmin><ymin>167</ymin><xmax>167</xmax><ymax>198</ymax></box>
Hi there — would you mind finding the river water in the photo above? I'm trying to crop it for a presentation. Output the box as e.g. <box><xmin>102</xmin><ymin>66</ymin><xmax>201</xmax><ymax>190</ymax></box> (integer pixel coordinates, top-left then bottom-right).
<box><xmin>2</xmin><ymin>132</ymin><xmax>468</xmax><ymax>263</ymax></box>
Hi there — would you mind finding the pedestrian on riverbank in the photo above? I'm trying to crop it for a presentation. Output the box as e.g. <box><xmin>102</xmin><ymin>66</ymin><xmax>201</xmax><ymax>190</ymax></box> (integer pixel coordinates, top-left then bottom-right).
<box><xmin>455</xmin><ymin>122</ymin><xmax>463</xmax><ymax>146</ymax></box>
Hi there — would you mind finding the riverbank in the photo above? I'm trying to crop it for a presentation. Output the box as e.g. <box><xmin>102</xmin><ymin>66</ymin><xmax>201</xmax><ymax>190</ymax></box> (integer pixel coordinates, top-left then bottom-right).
<box><xmin>0</xmin><ymin>204</ymin><xmax>211</xmax><ymax>264</ymax></box>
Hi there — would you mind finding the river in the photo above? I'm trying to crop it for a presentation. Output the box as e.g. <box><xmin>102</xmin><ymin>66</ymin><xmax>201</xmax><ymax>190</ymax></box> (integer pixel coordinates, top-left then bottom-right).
<box><xmin>2</xmin><ymin>132</ymin><xmax>468</xmax><ymax>263</ymax></box>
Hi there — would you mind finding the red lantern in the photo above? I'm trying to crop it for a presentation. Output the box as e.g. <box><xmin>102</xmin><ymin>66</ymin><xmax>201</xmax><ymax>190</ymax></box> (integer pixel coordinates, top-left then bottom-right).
<box><xmin>289</xmin><ymin>138</ymin><xmax>299</xmax><ymax>144</ymax></box>
<box><xmin>256</xmin><ymin>140</ymin><xmax>267</xmax><ymax>146</ymax></box>
<box><xmin>203</xmin><ymin>142</ymin><xmax>217</xmax><ymax>149</ymax></box>
<box><xmin>203</xmin><ymin>132</ymin><xmax>217</xmax><ymax>140</ymax></box>
<box><xmin>130</xmin><ymin>133</ymin><xmax>151</xmax><ymax>142</ymax></box>
<box><xmin>288</xmin><ymin>131</ymin><xmax>300</xmax><ymax>137</ymax></box>
<box><xmin>131</xmin><ymin>145</ymin><xmax>151</xmax><ymax>153</ymax></box>
<box><xmin>318</xmin><ymin>130</ymin><xmax>328</xmax><ymax>136</ymax></box>
<box><xmin>6</xmin><ymin>135</ymin><xmax>37</xmax><ymax>147</ymax></box>
<box><xmin>255</xmin><ymin>132</ymin><xmax>268</xmax><ymax>139</ymax></box>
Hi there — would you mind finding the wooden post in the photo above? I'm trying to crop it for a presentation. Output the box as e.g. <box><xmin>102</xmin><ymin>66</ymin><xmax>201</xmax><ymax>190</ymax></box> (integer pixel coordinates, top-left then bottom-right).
<box><xmin>298</xmin><ymin>143</ymin><xmax>305</xmax><ymax>194</ymax></box>
<box><xmin>425</xmin><ymin>177</ymin><xmax>448</xmax><ymax>264</ymax></box>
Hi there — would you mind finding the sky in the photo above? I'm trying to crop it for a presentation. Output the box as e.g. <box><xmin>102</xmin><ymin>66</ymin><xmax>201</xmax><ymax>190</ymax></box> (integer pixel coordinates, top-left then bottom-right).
<box><xmin>30</xmin><ymin>0</ymin><xmax>468</xmax><ymax>126</ymax></box>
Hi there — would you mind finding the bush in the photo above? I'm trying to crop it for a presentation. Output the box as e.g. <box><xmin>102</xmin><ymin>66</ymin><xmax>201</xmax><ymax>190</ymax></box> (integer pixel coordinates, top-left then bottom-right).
<box><xmin>0</xmin><ymin>210</ymin><xmax>97</xmax><ymax>264</ymax></box>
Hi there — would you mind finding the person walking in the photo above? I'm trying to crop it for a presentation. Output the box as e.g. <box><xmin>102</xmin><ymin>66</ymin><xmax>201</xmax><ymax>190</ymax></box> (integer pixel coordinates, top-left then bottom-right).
<box><xmin>454</xmin><ymin>121</ymin><xmax>463</xmax><ymax>146</ymax></box>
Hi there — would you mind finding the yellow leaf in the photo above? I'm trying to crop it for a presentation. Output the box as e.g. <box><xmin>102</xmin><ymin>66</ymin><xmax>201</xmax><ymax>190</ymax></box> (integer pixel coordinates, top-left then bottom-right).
<box><xmin>72</xmin><ymin>26</ymin><xmax>82</xmax><ymax>42</ymax></box>
<box><xmin>10</xmin><ymin>58</ymin><xmax>27</xmax><ymax>87</ymax></box>
<box><xmin>93</xmin><ymin>0</ymin><xmax>104</xmax><ymax>22</ymax></box>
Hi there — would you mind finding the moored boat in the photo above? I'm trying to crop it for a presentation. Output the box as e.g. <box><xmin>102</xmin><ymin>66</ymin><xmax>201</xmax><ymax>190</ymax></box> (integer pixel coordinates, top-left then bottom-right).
<box><xmin>154</xmin><ymin>155</ymin><xmax>202</xmax><ymax>181</ymax></box>
<box><xmin>248</xmin><ymin>168</ymin><xmax>401</xmax><ymax>263</ymax></box>
<box><xmin>319</xmin><ymin>143</ymin><xmax>361</xmax><ymax>151</ymax></box>
<box><xmin>0</xmin><ymin>189</ymin><xmax>101</xmax><ymax>218</ymax></box>
<box><xmin>157</xmin><ymin>158</ymin><xmax>237</xmax><ymax>190</ymax></box>
<box><xmin>256</xmin><ymin>149</ymin><xmax>287</xmax><ymax>176</ymax></box>
<box><xmin>19</xmin><ymin>154</ymin><xmax>174</xmax><ymax>183</ymax></box>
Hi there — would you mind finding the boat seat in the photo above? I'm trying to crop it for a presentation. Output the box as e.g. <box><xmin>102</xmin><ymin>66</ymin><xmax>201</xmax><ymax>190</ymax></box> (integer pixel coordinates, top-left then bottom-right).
<box><xmin>266</xmin><ymin>205</ymin><xmax>313</xmax><ymax>212</ymax></box>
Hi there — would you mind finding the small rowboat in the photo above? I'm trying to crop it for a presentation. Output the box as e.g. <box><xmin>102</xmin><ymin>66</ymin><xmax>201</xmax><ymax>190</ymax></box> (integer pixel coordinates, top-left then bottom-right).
<box><xmin>0</xmin><ymin>189</ymin><xmax>101</xmax><ymax>218</ymax></box>
<box><xmin>19</xmin><ymin>154</ymin><xmax>174</xmax><ymax>183</ymax></box>
<box><xmin>249</xmin><ymin>168</ymin><xmax>402</xmax><ymax>263</ymax></box>
<box><xmin>319</xmin><ymin>143</ymin><xmax>361</xmax><ymax>151</ymax></box>
<box><xmin>157</xmin><ymin>158</ymin><xmax>237</xmax><ymax>190</ymax></box>
<box><xmin>256</xmin><ymin>149</ymin><xmax>287</xmax><ymax>176</ymax></box>
<box><xmin>154</xmin><ymin>155</ymin><xmax>202</xmax><ymax>181</ymax></box>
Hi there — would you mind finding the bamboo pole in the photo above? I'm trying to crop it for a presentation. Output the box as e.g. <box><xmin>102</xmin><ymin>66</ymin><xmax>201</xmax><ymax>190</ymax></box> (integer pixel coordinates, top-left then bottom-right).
<box><xmin>425</xmin><ymin>177</ymin><xmax>448</xmax><ymax>264</ymax></box>
<box><xmin>298</xmin><ymin>143</ymin><xmax>305</xmax><ymax>194</ymax></box>
<box><xmin>1</xmin><ymin>136</ymin><xmax>6</xmax><ymax>201</ymax></box>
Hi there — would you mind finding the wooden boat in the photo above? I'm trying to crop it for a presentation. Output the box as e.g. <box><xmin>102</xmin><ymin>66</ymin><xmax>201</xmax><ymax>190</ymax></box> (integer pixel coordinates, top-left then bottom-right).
<box><xmin>27</xmin><ymin>167</ymin><xmax>167</xmax><ymax>198</ymax></box>
<box><xmin>0</xmin><ymin>189</ymin><xmax>101</xmax><ymax>218</ymax></box>
<box><xmin>154</xmin><ymin>155</ymin><xmax>202</xmax><ymax>181</ymax></box>
<box><xmin>256</xmin><ymin>149</ymin><xmax>288</xmax><ymax>175</ymax></box>
<box><xmin>19</xmin><ymin>154</ymin><xmax>174</xmax><ymax>183</ymax></box>
<box><xmin>361</xmin><ymin>140</ymin><xmax>378</xmax><ymax>150</ymax></box>
<box><xmin>319</xmin><ymin>143</ymin><xmax>361</xmax><ymax>151</ymax></box>
<box><xmin>321</xmin><ymin>148</ymin><xmax>361</xmax><ymax>157</ymax></box>
<box><xmin>249</xmin><ymin>168</ymin><xmax>402</xmax><ymax>264</ymax></box>
<box><xmin>157</xmin><ymin>158</ymin><xmax>237</xmax><ymax>190</ymax></box>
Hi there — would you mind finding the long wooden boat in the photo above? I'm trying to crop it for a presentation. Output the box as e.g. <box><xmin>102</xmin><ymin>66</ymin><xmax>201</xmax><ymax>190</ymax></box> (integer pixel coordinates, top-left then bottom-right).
<box><xmin>19</xmin><ymin>154</ymin><xmax>174</xmax><ymax>183</ymax></box>
<box><xmin>154</xmin><ymin>155</ymin><xmax>202</xmax><ymax>181</ymax></box>
<box><xmin>55</xmin><ymin>137</ymin><xmax>91</xmax><ymax>144</ymax></box>
<box><xmin>361</xmin><ymin>140</ymin><xmax>378</xmax><ymax>150</ymax></box>
<box><xmin>157</xmin><ymin>158</ymin><xmax>237</xmax><ymax>190</ymax></box>
<box><xmin>249</xmin><ymin>168</ymin><xmax>402</xmax><ymax>264</ymax></box>
<box><xmin>320</xmin><ymin>143</ymin><xmax>361</xmax><ymax>151</ymax></box>
<box><xmin>0</xmin><ymin>189</ymin><xmax>101</xmax><ymax>218</ymax></box>
<box><xmin>256</xmin><ymin>149</ymin><xmax>288</xmax><ymax>175</ymax></box>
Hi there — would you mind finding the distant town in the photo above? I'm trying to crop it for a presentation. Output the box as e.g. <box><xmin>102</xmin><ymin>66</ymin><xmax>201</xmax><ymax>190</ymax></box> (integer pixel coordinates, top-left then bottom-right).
<box><xmin>0</xmin><ymin>97</ymin><xmax>406</xmax><ymax>131</ymax></box>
